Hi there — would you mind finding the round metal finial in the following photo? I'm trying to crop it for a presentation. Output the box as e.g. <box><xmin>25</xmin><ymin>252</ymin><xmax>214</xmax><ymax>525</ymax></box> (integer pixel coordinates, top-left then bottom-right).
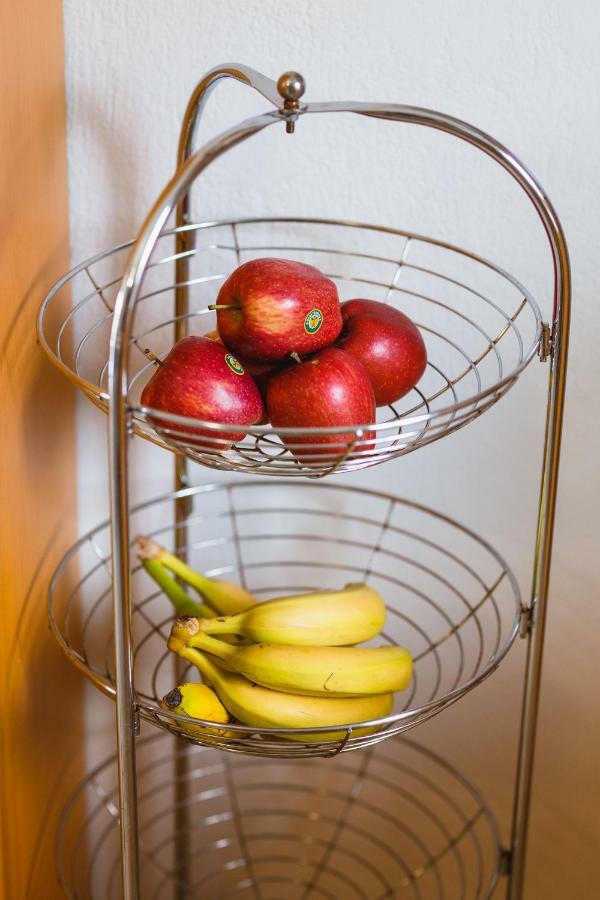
<box><xmin>277</xmin><ymin>71</ymin><xmax>305</xmax><ymax>103</ymax></box>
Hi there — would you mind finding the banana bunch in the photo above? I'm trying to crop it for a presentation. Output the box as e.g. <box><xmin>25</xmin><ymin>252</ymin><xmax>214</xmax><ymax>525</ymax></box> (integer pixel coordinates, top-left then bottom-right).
<box><xmin>139</xmin><ymin>542</ymin><xmax>412</xmax><ymax>743</ymax></box>
<box><xmin>165</xmin><ymin>640</ymin><xmax>393</xmax><ymax>743</ymax></box>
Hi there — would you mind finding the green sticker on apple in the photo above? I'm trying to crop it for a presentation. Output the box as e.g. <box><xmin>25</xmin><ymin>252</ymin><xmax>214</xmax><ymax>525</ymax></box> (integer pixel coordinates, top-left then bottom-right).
<box><xmin>304</xmin><ymin>308</ymin><xmax>323</xmax><ymax>334</ymax></box>
<box><xmin>225</xmin><ymin>353</ymin><xmax>245</xmax><ymax>375</ymax></box>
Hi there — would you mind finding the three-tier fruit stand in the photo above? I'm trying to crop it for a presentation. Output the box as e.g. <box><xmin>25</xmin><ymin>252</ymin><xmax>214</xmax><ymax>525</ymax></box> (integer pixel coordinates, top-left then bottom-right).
<box><xmin>38</xmin><ymin>65</ymin><xmax>569</xmax><ymax>899</ymax></box>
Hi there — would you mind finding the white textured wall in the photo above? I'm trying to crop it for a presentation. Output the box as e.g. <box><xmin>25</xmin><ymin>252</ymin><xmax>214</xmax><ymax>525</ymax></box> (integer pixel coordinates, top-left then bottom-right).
<box><xmin>63</xmin><ymin>1</ymin><xmax>599</xmax><ymax>896</ymax></box>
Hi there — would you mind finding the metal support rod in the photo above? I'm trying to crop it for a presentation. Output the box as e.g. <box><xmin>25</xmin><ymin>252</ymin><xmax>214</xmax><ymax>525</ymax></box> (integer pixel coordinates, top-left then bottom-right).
<box><xmin>172</xmin><ymin>248</ymin><xmax>192</xmax><ymax>898</ymax></box>
<box><xmin>507</xmin><ymin>273</ymin><xmax>570</xmax><ymax>894</ymax></box>
<box><xmin>172</xmin><ymin>469</ymin><xmax>191</xmax><ymax>900</ymax></box>
<box><xmin>107</xmin><ymin>383</ymin><xmax>140</xmax><ymax>897</ymax></box>
<box><xmin>172</xmin><ymin>113</ymin><xmax>194</xmax><ymax>900</ymax></box>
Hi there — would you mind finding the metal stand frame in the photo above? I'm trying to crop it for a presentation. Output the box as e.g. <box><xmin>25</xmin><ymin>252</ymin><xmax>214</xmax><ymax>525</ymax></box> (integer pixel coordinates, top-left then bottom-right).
<box><xmin>104</xmin><ymin>65</ymin><xmax>569</xmax><ymax>898</ymax></box>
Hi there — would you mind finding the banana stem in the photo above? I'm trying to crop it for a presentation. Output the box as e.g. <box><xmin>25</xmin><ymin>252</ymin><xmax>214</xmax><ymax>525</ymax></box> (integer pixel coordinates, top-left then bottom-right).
<box><xmin>142</xmin><ymin>348</ymin><xmax>164</xmax><ymax>367</ymax></box>
<box><xmin>187</xmin><ymin>630</ymin><xmax>236</xmax><ymax>661</ymax></box>
<box><xmin>144</xmin><ymin>541</ymin><xmax>214</xmax><ymax>596</ymax></box>
<box><xmin>201</xmin><ymin>614</ymin><xmax>244</xmax><ymax>636</ymax></box>
<box><xmin>135</xmin><ymin>534</ymin><xmax>256</xmax><ymax>616</ymax></box>
<box><xmin>142</xmin><ymin>558</ymin><xmax>211</xmax><ymax>618</ymax></box>
<box><xmin>171</xmin><ymin>642</ymin><xmax>220</xmax><ymax>684</ymax></box>
<box><xmin>136</xmin><ymin>534</ymin><xmax>214</xmax><ymax>595</ymax></box>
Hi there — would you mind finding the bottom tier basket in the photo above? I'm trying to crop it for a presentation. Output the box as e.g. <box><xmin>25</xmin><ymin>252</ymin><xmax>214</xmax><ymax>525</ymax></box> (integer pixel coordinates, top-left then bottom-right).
<box><xmin>57</xmin><ymin>730</ymin><xmax>502</xmax><ymax>899</ymax></box>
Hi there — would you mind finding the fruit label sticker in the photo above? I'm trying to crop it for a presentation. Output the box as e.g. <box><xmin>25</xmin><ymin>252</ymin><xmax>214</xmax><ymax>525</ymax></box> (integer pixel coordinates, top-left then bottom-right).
<box><xmin>225</xmin><ymin>353</ymin><xmax>245</xmax><ymax>375</ymax></box>
<box><xmin>304</xmin><ymin>309</ymin><xmax>323</xmax><ymax>334</ymax></box>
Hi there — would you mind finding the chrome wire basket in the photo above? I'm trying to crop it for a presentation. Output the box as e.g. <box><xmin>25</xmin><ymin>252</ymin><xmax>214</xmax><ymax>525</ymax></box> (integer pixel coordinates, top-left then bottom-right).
<box><xmin>42</xmin><ymin>63</ymin><xmax>571</xmax><ymax>899</ymax></box>
<box><xmin>57</xmin><ymin>730</ymin><xmax>502</xmax><ymax>899</ymax></box>
<box><xmin>38</xmin><ymin>217</ymin><xmax>542</xmax><ymax>477</ymax></box>
<box><xmin>49</xmin><ymin>480</ymin><xmax>520</xmax><ymax>758</ymax></box>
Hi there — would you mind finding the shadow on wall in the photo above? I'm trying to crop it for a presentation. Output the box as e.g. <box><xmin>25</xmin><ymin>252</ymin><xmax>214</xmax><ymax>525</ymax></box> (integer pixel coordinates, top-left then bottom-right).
<box><xmin>66</xmin><ymin>88</ymin><xmax>175</xmax><ymax>255</ymax></box>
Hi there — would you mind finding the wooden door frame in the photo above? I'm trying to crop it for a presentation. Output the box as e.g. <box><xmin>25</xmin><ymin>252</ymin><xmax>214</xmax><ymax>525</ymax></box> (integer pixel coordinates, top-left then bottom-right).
<box><xmin>0</xmin><ymin>2</ymin><xmax>81</xmax><ymax>898</ymax></box>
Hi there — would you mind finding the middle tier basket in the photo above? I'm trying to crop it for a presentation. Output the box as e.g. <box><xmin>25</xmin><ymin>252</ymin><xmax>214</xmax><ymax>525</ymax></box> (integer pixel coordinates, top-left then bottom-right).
<box><xmin>50</xmin><ymin>479</ymin><xmax>520</xmax><ymax>758</ymax></box>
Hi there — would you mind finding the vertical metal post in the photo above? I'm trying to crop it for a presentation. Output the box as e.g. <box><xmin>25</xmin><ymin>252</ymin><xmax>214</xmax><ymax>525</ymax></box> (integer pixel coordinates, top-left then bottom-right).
<box><xmin>108</xmin><ymin>352</ymin><xmax>141</xmax><ymax>899</ymax></box>
<box><xmin>172</xmin><ymin>185</ymin><xmax>193</xmax><ymax>900</ymax></box>
<box><xmin>507</xmin><ymin>241</ymin><xmax>570</xmax><ymax>897</ymax></box>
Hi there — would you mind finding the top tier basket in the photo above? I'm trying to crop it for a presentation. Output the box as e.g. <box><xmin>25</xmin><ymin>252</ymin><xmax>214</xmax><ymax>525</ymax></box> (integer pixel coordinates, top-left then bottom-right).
<box><xmin>37</xmin><ymin>66</ymin><xmax>559</xmax><ymax>479</ymax></box>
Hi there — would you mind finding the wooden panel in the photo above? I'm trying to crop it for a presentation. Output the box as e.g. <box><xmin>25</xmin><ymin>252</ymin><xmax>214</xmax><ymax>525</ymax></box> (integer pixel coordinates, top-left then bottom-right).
<box><xmin>0</xmin><ymin>2</ymin><xmax>81</xmax><ymax>898</ymax></box>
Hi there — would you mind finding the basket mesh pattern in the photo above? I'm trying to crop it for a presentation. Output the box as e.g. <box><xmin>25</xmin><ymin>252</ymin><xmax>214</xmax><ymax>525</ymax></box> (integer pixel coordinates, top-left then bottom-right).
<box><xmin>49</xmin><ymin>480</ymin><xmax>520</xmax><ymax>757</ymax></box>
<box><xmin>38</xmin><ymin>218</ymin><xmax>542</xmax><ymax>476</ymax></box>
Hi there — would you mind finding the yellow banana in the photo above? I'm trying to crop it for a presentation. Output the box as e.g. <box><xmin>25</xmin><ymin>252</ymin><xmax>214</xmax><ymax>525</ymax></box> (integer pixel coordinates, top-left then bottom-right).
<box><xmin>135</xmin><ymin>535</ymin><xmax>256</xmax><ymax>614</ymax></box>
<box><xmin>160</xmin><ymin>682</ymin><xmax>233</xmax><ymax>740</ymax></box>
<box><xmin>192</xmin><ymin>583</ymin><xmax>386</xmax><ymax>646</ymax></box>
<box><xmin>171</xmin><ymin>622</ymin><xmax>412</xmax><ymax>697</ymax></box>
<box><xmin>167</xmin><ymin>636</ymin><xmax>393</xmax><ymax>743</ymax></box>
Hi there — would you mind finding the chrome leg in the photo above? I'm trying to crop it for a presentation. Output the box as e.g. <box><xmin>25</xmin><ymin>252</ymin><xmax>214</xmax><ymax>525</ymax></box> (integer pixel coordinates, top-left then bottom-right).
<box><xmin>172</xmin><ymin>204</ymin><xmax>193</xmax><ymax>900</ymax></box>
<box><xmin>173</xmin><ymin>456</ymin><xmax>192</xmax><ymax>900</ymax></box>
<box><xmin>108</xmin><ymin>404</ymin><xmax>141</xmax><ymax>898</ymax></box>
<box><xmin>507</xmin><ymin>286</ymin><xmax>570</xmax><ymax>897</ymax></box>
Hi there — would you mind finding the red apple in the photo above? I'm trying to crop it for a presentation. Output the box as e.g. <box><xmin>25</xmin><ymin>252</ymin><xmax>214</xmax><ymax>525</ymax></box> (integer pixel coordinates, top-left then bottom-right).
<box><xmin>266</xmin><ymin>347</ymin><xmax>376</xmax><ymax>463</ymax></box>
<box><xmin>336</xmin><ymin>299</ymin><xmax>427</xmax><ymax>406</ymax></box>
<box><xmin>203</xmin><ymin>329</ymin><xmax>280</xmax><ymax>382</ymax></box>
<box><xmin>140</xmin><ymin>336</ymin><xmax>264</xmax><ymax>452</ymax></box>
<box><xmin>213</xmin><ymin>258</ymin><xmax>342</xmax><ymax>362</ymax></box>
<box><xmin>203</xmin><ymin>329</ymin><xmax>279</xmax><ymax>422</ymax></box>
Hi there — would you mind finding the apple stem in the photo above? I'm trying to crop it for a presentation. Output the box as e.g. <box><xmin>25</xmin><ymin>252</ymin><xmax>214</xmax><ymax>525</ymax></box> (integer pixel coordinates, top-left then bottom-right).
<box><xmin>143</xmin><ymin>348</ymin><xmax>164</xmax><ymax>367</ymax></box>
<box><xmin>290</xmin><ymin>352</ymin><xmax>302</xmax><ymax>364</ymax></box>
<box><xmin>208</xmin><ymin>304</ymin><xmax>242</xmax><ymax>311</ymax></box>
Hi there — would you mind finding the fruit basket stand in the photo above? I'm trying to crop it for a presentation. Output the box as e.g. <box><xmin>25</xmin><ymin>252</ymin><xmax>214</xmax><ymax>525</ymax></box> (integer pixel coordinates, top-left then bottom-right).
<box><xmin>38</xmin><ymin>65</ymin><xmax>570</xmax><ymax>899</ymax></box>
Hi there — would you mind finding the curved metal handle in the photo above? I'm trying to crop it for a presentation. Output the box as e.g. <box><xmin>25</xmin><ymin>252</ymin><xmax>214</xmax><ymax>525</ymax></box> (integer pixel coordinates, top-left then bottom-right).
<box><xmin>177</xmin><ymin>63</ymin><xmax>305</xmax><ymax>178</ymax></box>
<box><xmin>177</xmin><ymin>64</ymin><xmax>278</xmax><ymax>168</ymax></box>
